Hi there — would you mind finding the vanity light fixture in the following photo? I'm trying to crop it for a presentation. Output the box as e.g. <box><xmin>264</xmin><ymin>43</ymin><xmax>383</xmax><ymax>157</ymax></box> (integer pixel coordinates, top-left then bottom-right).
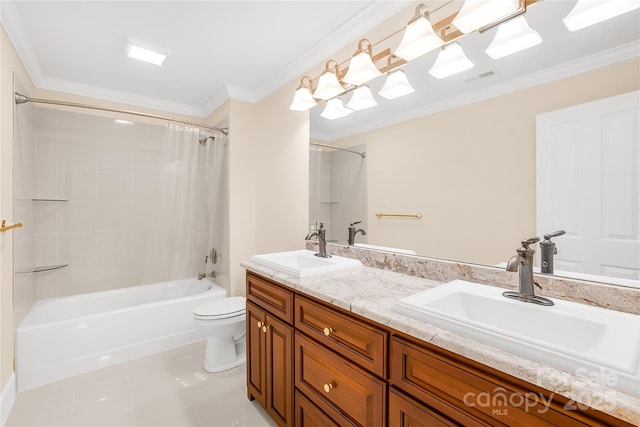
<box><xmin>452</xmin><ymin>0</ymin><xmax>521</xmax><ymax>33</ymax></box>
<box><xmin>346</xmin><ymin>85</ymin><xmax>378</xmax><ymax>111</ymax></box>
<box><xmin>313</xmin><ymin>60</ymin><xmax>345</xmax><ymax>100</ymax></box>
<box><xmin>395</xmin><ymin>4</ymin><xmax>444</xmax><ymax>61</ymax></box>
<box><xmin>563</xmin><ymin>0</ymin><xmax>640</xmax><ymax>31</ymax></box>
<box><xmin>342</xmin><ymin>39</ymin><xmax>382</xmax><ymax>86</ymax></box>
<box><xmin>126</xmin><ymin>41</ymin><xmax>167</xmax><ymax>66</ymax></box>
<box><xmin>428</xmin><ymin>42</ymin><xmax>475</xmax><ymax>79</ymax></box>
<box><xmin>379</xmin><ymin>68</ymin><xmax>415</xmax><ymax>100</ymax></box>
<box><xmin>321</xmin><ymin>98</ymin><xmax>353</xmax><ymax>120</ymax></box>
<box><xmin>485</xmin><ymin>16</ymin><xmax>542</xmax><ymax>59</ymax></box>
<box><xmin>289</xmin><ymin>76</ymin><xmax>317</xmax><ymax>111</ymax></box>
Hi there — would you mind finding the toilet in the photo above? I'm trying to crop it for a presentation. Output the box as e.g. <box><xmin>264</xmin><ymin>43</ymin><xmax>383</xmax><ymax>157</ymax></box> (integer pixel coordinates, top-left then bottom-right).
<box><xmin>193</xmin><ymin>296</ymin><xmax>247</xmax><ymax>373</ymax></box>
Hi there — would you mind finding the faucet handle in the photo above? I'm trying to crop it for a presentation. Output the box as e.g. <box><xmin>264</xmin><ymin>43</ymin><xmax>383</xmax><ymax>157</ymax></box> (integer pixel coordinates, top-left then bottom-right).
<box><xmin>521</xmin><ymin>237</ymin><xmax>540</xmax><ymax>248</ymax></box>
<box><xmin>543</xmin><ymin>230</ymin><xmax>566</xmax><ymax>241</ymax></box>
<box><xmin>349</xmin><ymin>221</ymin><xmax>362</xmax><ymax>227</ymax></box>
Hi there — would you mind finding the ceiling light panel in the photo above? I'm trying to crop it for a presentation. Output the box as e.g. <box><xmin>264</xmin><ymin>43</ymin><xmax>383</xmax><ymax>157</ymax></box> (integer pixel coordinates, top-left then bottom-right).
<box><xmin>127</xmin><ymin>39</ymin><xmax>169</xmax><ymax>66</ymax></box>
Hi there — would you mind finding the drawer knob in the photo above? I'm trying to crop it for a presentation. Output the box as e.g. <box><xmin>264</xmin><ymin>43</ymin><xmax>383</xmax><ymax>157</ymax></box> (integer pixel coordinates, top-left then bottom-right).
<box><xmin>323</xmin><ymin>382</ymin><xmax>334</xmax><ymax>393</ymax></box>
<box><xmin>323</xmin><ymin>327</ymin><xmax>333</xmax><ymax>337</ymax></box>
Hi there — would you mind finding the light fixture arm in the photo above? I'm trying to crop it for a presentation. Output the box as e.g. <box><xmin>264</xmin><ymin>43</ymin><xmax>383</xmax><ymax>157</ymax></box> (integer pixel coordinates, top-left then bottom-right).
<box><xmin>411</xmin><ymin>3</ymin><xmax>431</xmax><ymax>23</ymax></box>
<box><xmin>324</xmin><ymin>59</ymin><xmax>340</xmax><ymax>75</ymax></box>
<box><xmin>356</xmin><ymin>38</ymin><xmax>374</xmax><ymax>56</ymax></box>
<box><xmin>478</xmin><ymin>0</ymin><xmax>528</xmax><ymax>33</ymax></box>
<box><xmin>298</xmin><ymin>75</ymin><xmax>314</xmax><ymax>91</ymax></box>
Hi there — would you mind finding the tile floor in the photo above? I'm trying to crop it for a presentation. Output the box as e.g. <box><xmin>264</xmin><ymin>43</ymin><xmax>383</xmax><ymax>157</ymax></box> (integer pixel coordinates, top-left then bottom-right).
<box><xmin>5</xmin><ymin>341</ymin><xmax>276</xmax><ymax>427</ymax></box>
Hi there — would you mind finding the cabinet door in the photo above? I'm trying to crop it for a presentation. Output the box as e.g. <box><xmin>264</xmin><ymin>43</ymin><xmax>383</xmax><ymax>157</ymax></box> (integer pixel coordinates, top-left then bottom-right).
<box><xmin>246</xmin><ymin>301</ymin><xmax>266</xmax><ymax>405</ymax></box>
<box><xmin>265</xmin><ymin>312</ymin><xmax>293</xmax><ymax>427</ymax></box>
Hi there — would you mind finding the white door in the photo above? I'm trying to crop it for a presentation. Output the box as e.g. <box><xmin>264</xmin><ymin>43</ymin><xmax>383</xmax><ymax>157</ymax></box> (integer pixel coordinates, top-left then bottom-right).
<box><xmin>536</xmin><ymin>91</ymin><xmax>640</xmax><ymax>282</ymax></box>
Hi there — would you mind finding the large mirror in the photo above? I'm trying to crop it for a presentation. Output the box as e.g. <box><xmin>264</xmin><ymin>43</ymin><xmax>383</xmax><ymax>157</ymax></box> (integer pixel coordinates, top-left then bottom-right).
<box><xmin>308</xmin><ymin>1</ymin><xmax>640</xmax><ymax>287</ymax></box>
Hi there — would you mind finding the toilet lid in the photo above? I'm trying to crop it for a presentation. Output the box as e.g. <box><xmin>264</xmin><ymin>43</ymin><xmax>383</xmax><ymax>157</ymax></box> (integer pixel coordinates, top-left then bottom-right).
<box><xmin>194</xmin><ymin>296</ymin><xmax>246</xmax><ymax>319</ymax></box>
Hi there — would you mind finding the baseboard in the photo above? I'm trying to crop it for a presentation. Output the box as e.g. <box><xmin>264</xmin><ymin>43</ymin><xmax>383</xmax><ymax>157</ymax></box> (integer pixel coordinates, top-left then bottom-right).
<box><xmin>0</xmin><ymin>373</ymin><xmax>16</xmax><ymax>426</ymax></box>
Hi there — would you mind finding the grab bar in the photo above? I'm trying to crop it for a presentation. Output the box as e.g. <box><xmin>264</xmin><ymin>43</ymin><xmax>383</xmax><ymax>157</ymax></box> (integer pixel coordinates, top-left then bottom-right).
<box><xmin>375</xmin><ymin>213</ymin><xmax>422</xmax><ymax>219</ymax></box>
<box><xmin>1</xmin><ymin>220</ymin><xmax>23</xmax><ymax>232</ymax></box>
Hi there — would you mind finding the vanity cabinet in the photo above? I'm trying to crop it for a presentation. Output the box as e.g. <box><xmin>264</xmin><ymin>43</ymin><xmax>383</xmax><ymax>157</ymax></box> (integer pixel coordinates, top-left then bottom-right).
<box><xmin>246</xmin><ymin>274</ymin><xmax>294</xmax><ymax>427</ymax></box>
<box><xmin>389</xmin><ymin>336</ymin><xmax>631</xmax><ymax>427</ymax></box>
<box><xmin>246</xmin><ymin>271</ymin><xmax>633</xmax><ymax>427</ymax></box>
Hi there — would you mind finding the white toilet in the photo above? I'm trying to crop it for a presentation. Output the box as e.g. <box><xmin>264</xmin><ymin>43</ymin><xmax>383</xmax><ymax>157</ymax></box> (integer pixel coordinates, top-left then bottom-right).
<box><xmin>193</xmin><ymin>296</ymin><xmax>247</xmax><ymax>373</ymax></box>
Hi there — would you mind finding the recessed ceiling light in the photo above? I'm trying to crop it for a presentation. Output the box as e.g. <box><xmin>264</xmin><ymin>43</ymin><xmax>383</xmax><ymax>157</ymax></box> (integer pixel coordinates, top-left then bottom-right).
<box><xmin>115</xmin><ymin>119</ymin><xmax>134</xmax><ymax>125</ymax></box>
<box><xmin>127</xmin><ymin>41</ymin><xmax>168</xmax><ymax>66</ymax></box>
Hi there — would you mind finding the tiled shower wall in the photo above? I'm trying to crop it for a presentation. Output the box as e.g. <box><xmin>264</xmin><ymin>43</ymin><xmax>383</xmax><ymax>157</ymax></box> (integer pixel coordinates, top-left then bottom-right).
<box><xmin>309</xmin><ymin>144</ymin><xmax>367</xmax><ymax>245</ymax></box>
<box><xmin>15</xmin><ymin>106</ymin><xmax>166</xmax><ymax>310</ymax></box>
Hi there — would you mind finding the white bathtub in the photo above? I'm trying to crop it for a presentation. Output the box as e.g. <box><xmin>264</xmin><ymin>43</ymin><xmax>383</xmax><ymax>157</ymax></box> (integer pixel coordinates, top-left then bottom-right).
<box><xmin>17</xmin><ymin>278</ymin><xmax>227</xmax><ymax>391</ymax></box>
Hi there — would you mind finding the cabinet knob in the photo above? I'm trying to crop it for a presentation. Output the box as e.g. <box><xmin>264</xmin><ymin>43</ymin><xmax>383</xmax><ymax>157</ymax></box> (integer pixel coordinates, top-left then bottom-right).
<box><xmin>262</xmin><ymin>325</ymin><xmax>267</xmax><ymax>333</ymax></box>
<box><xmin>323</xmin><ymin>382</ymin><xmax>334</xmax><ymax>393</ymax></box>
<box><xmin>323</xmin><ymin>327</ymin><xmax>332</xmax><ymax>337</ymax></box>
<box><xmin>257</xmin><ymin>321</ymin><xmax>263</xmax><ymax>329</ymax></box>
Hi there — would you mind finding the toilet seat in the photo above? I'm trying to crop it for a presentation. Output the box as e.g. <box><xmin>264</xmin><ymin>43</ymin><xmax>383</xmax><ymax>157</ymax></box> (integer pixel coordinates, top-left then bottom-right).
<box><xmin>194</xmin><ymin>296</ymin><xmax>246</xmax><ymax>320</ymax></box>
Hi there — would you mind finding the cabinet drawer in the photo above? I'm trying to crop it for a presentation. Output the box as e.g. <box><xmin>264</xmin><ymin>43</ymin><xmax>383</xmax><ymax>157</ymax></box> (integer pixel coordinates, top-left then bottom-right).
<box><xmin>294</xmin><ymin>390</ymin><xmax>357</xmax><ymax>427</ymax></box>
<box><xmin>295</xmin><ymin>332</ymin><xmax>386</xmax><ymax>427</ymax></box>
<box><xmin>390</xmin><ymin>337</ymin><xmax>614</xmax><ymax>427</ymax></box>
<box><xmin>295</xmin><ymin>296</ymin><xmax>387</xmax><ymax>377</ymax></box>
<box><xmin>246</xmin><ymin>273</ymin><xmax>293</xmax><ymax>323</ymax></box>
<box><xmin>389</xmin><ymin>387</ymin><xmax>461</xmax><ymax>427</ymax></box>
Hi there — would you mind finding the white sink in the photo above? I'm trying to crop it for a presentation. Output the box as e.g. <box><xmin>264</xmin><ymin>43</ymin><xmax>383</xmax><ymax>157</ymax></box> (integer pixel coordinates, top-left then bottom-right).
<box><xmin>392</xmin><ymin>280</ymin><xmax>640</xmax><ymax>396</ymax></box>
<box><xmin>250</xmin><ymin>250</ymin><xmax>363</xmax><ymax>278</ymax></box>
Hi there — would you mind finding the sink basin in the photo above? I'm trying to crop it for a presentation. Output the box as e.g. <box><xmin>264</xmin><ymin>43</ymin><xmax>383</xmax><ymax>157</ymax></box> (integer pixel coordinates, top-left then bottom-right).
<box><xmin>250</xmin><ymin>250</ymin><xmax>363</xmax><ymax>278</ymax></box>
<box><xmin>392</xmin><ymin>280</ymin><xmax>640</xmax><ymax>396</ymax></box>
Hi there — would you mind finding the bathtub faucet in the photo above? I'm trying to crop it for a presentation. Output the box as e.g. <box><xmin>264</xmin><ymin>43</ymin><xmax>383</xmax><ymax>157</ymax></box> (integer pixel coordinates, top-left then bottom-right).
<box><xmin>198</xmin><ymin>271</ymin><xmax>216</xmax><ymax>280</ymax></box>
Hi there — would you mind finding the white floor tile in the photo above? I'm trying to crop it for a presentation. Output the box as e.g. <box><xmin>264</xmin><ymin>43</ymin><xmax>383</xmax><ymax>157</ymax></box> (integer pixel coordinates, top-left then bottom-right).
<box><xmin>5</xmin><ymin>342</ymin><xmax>274</xmax><ymax>427</ymax></box>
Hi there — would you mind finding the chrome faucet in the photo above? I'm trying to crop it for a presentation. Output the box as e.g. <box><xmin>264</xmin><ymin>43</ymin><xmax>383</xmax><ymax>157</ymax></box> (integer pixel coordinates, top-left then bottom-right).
<box><xmin>347</xmin><ymin>221</ymin><xmax>367</xmax><ymax>246</ymax></box>
<box><xmin>305</xmin><ymin>222</ymin><xmax>331</xmax><ymax>258</ymax></box>
<box><xmin>539</xmin><ymin>230</ymin><xmax>565</xmax><ymax>274</ymax></box>
<box><xmin>503</xmin><ymin>237</ymin><xmax>554</xmax><ymax>306</ymax></box>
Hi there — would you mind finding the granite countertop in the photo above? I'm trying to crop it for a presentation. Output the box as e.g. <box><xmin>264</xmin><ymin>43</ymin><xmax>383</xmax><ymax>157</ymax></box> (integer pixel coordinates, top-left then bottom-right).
<box><xmin>241</xmin><ymin>260</ymin><xmax>640</xmax><ymax>425</ymax></box>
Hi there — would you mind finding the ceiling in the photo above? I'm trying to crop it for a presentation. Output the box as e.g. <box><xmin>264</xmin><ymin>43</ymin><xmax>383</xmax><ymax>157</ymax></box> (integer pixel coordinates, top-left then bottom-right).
<box><xmin>1</xmin><ymin>1</ymin><xmax>639</xmax><ymax>141</ymax></box>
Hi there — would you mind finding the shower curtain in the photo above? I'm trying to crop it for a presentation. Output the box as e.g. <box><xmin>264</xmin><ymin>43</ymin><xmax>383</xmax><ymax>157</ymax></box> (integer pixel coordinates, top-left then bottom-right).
<box><xmin>143</xmin><ymin>124</ymin><xmax>229</xmax><ymax>288</ymax></box>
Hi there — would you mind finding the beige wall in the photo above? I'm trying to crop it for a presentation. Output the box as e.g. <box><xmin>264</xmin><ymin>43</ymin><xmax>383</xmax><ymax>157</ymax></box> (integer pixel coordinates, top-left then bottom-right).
<box><xmin>227</xmin><ymin>81</ymin><xmax>309</xmax><ymax>297</ymax></box>
<box><xmin>1</xmin><ymin>25</ymin><xmax>37</xmax><ymax>395</ymax></box>
<box><xmin>330</xmin><ymin>59</ymin><xmax>640</xmax><ymax>265</ymax></box>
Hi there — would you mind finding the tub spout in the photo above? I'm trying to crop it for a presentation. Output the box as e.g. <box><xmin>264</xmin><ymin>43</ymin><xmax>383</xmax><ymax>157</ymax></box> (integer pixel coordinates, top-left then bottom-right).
<box><xmin>198</xmin><ymin>271</ymin><xmax>216</xmax><ymax>280</ymax></box>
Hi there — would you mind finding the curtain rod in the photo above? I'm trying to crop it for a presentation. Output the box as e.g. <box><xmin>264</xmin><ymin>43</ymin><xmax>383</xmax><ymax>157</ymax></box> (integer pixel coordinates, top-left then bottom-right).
<box><xmin>14</xmin><ymin>92</ymin><xmax>229</xmax><ymax>135</ymax></box>
<box><xmin>310</xmin><ymin>142</ymin><xmax>366</xmax><ymax>158</ymax></box>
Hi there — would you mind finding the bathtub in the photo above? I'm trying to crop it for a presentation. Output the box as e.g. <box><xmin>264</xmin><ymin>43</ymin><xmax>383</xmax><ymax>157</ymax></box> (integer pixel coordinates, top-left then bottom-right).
<box><xmin>17</xmin><ymin>278</ymin><xmax>227</xmax><ymax>391</ymax></box>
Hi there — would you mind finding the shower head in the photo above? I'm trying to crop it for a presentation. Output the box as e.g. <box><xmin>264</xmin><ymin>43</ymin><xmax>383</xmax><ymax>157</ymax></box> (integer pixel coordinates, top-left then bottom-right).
<box><xmin>198</xmin><ymin>135</ymin><xmax>215</xmax><ymax>146</ymax></box>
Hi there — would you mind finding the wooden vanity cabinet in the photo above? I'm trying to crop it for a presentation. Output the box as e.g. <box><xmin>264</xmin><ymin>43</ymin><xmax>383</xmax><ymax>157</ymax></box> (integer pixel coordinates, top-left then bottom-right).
<box><xmin>246</xmin><ymin>271</ymin><xmax>633</xmax><ymax>427</ymax></box>
<box><xmin>246</xmin><ymin>273</ymin><xmax>294</xmax><ymax>427</ymax></box>
<box><xmin>389</xmin><ymin>335</ymin><xmax>634</xmax><ymax>427</ymax></box>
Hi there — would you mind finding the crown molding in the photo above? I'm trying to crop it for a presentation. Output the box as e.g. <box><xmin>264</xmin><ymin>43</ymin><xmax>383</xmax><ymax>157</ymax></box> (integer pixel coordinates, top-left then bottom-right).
<box><xmin>4</xmin><ymin>0</ymin><xmax>412</xmax><ymax>119</ymax></box>
<box><xmin>247</xmin><ymin>1</ymin><xmax>413</xmax><ymax>104</ymax></box>
<box><xmin>38</xmin><ymin>76</ymin><xmax>207</xmax><ymax>117</ymax></box>
<box><xmin>311</xmin><ymin>42</ymin><xmax>640</xmax><ymax>141</ymax></box>
<box><xmin>1</xmin><ymin>0</ymin><xmax>44</xmax><ymax>85</ymax></box>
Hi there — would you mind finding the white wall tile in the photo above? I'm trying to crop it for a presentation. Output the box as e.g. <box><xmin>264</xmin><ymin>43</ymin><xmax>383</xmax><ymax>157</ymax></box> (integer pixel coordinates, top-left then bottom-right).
<box><xmin>98</xmin><ymin>231</ymin><xmax>134</xmax><ymax>262</ymax></box>
<box><xmin>58</xmin><ymin>232</ymin><xmax>98</xmax><ymax>265</ymax></box>
<box><xmin>57</xmin><ymin>200</ymin><xmax>98</xmax><ymax>233</ymax></box>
